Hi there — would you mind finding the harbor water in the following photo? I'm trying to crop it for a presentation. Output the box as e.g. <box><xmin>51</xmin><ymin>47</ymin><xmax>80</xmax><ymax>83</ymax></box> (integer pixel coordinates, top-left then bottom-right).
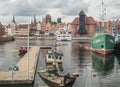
<box><xmin>0</xmin><ymin>39</ymin><xmax>120</xmax><ymax>87</ymax></box>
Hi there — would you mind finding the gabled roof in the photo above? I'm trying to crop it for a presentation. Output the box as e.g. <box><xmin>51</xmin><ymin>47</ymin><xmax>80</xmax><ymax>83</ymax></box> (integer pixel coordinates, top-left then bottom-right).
<box><xmin>86</xmin><ymin>17</ymin><xmax>96</xmax><ymax>25</ymax></box>
<box><xmin>71</xmin><ymin>17</ymin><xmax>79</xmax><ymax>25</ymax></box>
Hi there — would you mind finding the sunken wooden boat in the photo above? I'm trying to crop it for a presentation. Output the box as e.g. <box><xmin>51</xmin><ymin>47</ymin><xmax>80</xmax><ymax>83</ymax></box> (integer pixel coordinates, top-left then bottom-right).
<box><xmin>38</xmin><ymin>68</ymin><xmax>78</xmax><ymax>87</ymax></box>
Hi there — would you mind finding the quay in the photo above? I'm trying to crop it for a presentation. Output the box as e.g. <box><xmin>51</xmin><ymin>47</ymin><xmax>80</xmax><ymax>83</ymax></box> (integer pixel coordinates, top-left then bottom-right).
<box><xmin>15</xmin><ymin>36</ymin><xmax>91</xmax><ymax>42</ymax></box>
<box><xmin>0</xmin><ymin>46</ymin><xmax>40</xmax><ymax>86</ymax></box>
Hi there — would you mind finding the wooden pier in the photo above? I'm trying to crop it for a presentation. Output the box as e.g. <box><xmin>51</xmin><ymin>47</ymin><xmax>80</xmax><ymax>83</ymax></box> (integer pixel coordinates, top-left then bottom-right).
<box><xmin>0</xmin><ymin>46</ymin><xmax>40</xmax><ymax>86</ymax></box>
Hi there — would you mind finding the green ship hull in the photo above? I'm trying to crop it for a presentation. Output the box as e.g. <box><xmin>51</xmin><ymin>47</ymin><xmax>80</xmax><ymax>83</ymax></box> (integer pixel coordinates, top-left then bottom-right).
<box><xmin>91</xmin><ymin>33</ymin><xmax>115</xmax><ymax>54</ymax></box>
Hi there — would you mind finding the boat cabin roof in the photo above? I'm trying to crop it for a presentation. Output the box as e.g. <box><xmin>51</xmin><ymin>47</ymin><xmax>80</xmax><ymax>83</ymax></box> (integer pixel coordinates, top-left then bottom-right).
<box><xmin>47</xmin><ymin>50</ymin><xmax>63</xmax><ymax>56</ymax></box>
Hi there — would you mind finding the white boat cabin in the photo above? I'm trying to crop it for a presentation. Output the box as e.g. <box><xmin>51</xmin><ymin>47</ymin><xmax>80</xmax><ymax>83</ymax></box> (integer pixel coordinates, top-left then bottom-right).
<box><xmin>115</xmin><ymin>33</ymin><xmax>120</xmax><ymax>42</ymax></box>
<box><xmin>46</xmin><ymin>50</ymin><xmax>63</xmax><ymax>64</ymax></box>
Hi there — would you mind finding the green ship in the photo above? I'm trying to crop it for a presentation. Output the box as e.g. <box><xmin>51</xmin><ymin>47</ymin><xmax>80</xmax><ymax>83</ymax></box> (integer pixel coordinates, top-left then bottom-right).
<box><xmin>91</xmin><ymin>1</ymin><xmax>115</xmax><ymax>54</ymax></box>
<box><xmin>91</xmin><ymin>33</ymin><xmax>115</xmax><ymax>54</ymax></box>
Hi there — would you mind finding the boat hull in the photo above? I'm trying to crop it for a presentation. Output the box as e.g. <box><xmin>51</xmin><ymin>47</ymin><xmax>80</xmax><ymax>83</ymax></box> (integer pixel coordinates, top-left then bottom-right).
<box><xmin>38</xmin><ymin>70</ymin><xmax>76</xmax><ymax>87</ymax></box>
<box><xmin>0</xmin><ymin>37</ymin><xmax>15</xmax><ymax>42</ymax></box>
<box><xmin>91</xmin><ymin>49</ymin><xmax>114</xmax><ymax>54</ymax></box>
<box><xmin>114</xmin><ymin>40</ymin><xmax>120</xmax><ymax>54</ymax></box>
<box><xmin>91</xmin><ymin>33</ymin><xmax>115</xmax><ymax>54</ymax></box>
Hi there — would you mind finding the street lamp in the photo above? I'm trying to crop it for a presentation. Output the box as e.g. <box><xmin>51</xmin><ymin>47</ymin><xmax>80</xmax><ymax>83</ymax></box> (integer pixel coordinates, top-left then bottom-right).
<box><xmin>27</xmin><ymin>24</ymin><xmax>30</xmax><ymax>80</ymax></box>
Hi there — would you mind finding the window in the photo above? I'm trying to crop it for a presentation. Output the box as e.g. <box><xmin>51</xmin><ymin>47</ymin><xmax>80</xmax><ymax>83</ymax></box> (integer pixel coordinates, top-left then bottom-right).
<box><xmin>48</xmin><ymin>55</ymin><xmax>51</xmax><ymax>58</ymax></box>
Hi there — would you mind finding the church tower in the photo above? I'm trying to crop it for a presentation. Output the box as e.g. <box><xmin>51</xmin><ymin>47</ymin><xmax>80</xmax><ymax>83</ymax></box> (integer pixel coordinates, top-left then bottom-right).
<box><xmin>33</xmin><ymin>15</ymin><xmax>37</xmax><ymax>24</ymax></box>
<box><xmin>12</xmin><ymin>15</ymin><xmax>16</xmax><ymax>24</ymax></box>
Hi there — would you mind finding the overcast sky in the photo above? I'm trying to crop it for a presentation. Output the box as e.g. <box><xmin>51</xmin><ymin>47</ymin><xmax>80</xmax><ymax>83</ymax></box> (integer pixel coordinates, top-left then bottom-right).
<box><xmin>0</xmin><ymin>0</ymin><xmax>120</xmax><ymax>24</ymax></box>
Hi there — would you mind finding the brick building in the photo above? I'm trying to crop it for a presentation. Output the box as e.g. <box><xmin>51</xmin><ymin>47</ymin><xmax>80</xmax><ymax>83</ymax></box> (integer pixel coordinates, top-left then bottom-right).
<box><xmin>71</xmin><ymin>10</ymin><xmax>96</xmax><ymax>36</ymax></box>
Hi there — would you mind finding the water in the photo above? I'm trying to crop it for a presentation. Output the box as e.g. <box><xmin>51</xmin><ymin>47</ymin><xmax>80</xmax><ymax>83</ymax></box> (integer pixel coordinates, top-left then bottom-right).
<box><xmin>0</xmin><ymin>39</ymin><xmax>120</xmax><ymax>87</ymax></box>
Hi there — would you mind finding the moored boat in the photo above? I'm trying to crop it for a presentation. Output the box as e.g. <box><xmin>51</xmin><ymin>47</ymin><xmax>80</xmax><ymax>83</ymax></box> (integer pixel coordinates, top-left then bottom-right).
<box><xmin>91</xmin><ymin>33</ymin><xmax>115</xmax><ymax>54</ymax></box>
<box><xmin>38</xmin><ymin>68</ymin><xmax>78</xmax><ymax>87</ymax></box>
<box><xmin>114</xmin><ymin>33</ymin><xmax>120</xmax><ymax>54</ymax></box>
<box><xmin>18</xmin><ymin>47</ymin><xmax>28</xmax><ymax>57</ymax></box>
<box><xmin>56</xmin><ymin>29</ymin><xmax>71</xmax><ymax>41</ymax></box>
<box><xmin>90</xmin><ymin>1</ymin><xmax>115</xmax><ymax>54</ymax></box>
<box><xmin>45</xmin><ymin>49</ymin><xmax>63</xmax><ymax>64</ymax></box>
<box><xmin>0</xmin><ymin>36</ymin><xmax>15</xmax><ymax>42</ymax></box>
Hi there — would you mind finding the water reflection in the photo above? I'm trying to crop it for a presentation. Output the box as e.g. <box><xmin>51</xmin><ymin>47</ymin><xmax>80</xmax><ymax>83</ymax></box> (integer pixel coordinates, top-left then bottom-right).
<box><xmin>91</xmin><ymin>52</ymin><xmax>114</xmax><ymax>75</ymax></box>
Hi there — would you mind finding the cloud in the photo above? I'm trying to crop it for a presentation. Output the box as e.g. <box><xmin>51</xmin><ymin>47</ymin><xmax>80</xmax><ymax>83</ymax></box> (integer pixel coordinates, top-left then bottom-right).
<box><xmin>0</xmin><ymin>0</ymin><xmax>120</xmax><ymax>24</ymax></box>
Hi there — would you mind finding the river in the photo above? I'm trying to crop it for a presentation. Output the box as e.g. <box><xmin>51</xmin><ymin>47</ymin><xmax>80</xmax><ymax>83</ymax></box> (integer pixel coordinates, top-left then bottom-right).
<box><xmin>0</xmin><ymin>39</ymin><xmax>120</xmax><ymax>87</ymax></box>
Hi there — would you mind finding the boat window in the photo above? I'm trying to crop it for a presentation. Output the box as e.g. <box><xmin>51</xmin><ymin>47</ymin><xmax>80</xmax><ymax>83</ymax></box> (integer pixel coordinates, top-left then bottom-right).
<box><xmin>56</xmin><ymin>57</ymin><xmax>58</xmax><ymax>59</ymax></box>
<box><xmin>52</xmin><ymin>56</ymin><xmax>54</xmax><ymax>59</ymax></box>
<box><xmin>59</xmin><ymin>56</ymin><xmax>62</xmax><ymax>60</ymax></box>
<box><xmin>101</xmin><ymin>45</ymin><xmax>104</xmax><ymax>48</ymax></box>
<box><xmin>48</xmin><ymin>55</ymin><xmax>51</xmax><ymax>58</ymax></box>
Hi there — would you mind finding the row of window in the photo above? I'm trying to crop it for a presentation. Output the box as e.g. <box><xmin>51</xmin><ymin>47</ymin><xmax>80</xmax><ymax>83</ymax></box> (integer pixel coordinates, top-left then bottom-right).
<box><xmin>48</xmin><ymin>55</ymin><xmax>62</xmax><ymax>60</ymax></box>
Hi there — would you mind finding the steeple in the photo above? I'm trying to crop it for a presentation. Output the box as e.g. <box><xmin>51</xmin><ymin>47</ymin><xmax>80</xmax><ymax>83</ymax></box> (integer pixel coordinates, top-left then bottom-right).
<box><xmin>12</xmin><ymin>15</ymin><xmax>16</xmax><ymax>24</ymax></box>
<box><xmin>31</xmin><ymin>17</ymin><xmax>33</xmax><ymax>24</ymax></box>
<box><xmin>34</xmin><ymin>15</ymin><xmax>36</xmax><ymax>24</ymax></box>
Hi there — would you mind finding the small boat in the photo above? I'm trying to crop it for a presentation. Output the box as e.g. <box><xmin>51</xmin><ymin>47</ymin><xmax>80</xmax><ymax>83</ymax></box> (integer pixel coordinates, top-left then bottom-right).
<box><xmin>56</xmin><ymin>29</ymin><xmax>71</xmax><ymax>41</ymax></box>
<box><xmin>38</xmin><ymin>68</ymin><xmax>78</xmax><ymax>87</ymax></box>
<box><xmin>46</xmin><ymin>63</ymin><xmax>63</xmax><ymax>72</ymax></box>
<box><xmin>38</xmin><ymin>47</ymin><xmax>79</xmax><ymax>87</ymax></box>
<box><xmin>0</xmin><ymin>36</ymin><xmax>15</xmax><ymax>42</ymax></box>
<box><xmin>18</xmin><ymin>47</ymin><xmax>28</xmax><ymax>57</ymax></box>
<box><xmin>45</xmin><ymin>49</ymin><xmax>63</xmax><ymax>64</ymax></box>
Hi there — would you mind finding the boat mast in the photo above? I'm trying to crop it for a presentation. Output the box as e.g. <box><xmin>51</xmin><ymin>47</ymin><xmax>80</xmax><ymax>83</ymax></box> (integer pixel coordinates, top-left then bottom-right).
<box><xmin>99</xmin><ymin>1</ymin><xmax>106</xmax><ymax>32</ymax></box>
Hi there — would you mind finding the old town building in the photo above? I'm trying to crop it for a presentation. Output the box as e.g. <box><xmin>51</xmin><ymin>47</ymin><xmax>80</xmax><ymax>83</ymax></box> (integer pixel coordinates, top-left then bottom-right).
<box><xmin>71</xmin><ymin>10</ymin><xmax>96</xmax><ymax>36</ymax></box>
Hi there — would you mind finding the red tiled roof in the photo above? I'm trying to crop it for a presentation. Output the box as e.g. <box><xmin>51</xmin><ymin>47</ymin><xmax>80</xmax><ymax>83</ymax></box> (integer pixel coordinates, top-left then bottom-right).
<box><xmin>71</xmin><ymin>17</ymin><xmax>79</xmax><ymax>25</ymax></box>
<box><xmin>85</xmin><ymin>17</ymin><xmax>96</xmax><ymax>25</ymax></box>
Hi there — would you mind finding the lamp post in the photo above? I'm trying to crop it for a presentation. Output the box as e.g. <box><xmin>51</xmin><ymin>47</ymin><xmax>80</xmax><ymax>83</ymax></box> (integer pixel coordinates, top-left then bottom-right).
<box><xmin>27</xmin><ymin>24</ymin><xmax>30</xmax><ymax>80</ymax></box>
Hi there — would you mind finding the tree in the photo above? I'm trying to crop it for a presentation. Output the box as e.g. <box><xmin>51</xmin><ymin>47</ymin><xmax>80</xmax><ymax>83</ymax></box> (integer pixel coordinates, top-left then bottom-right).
<box><xmin>57</xmin><ymin>18</ymin><xmax>61</xmax><ymax>23</ymax></box>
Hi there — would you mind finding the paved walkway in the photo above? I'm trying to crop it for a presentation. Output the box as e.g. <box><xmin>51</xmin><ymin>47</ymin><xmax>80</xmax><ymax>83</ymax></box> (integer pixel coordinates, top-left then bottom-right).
<box><xmin>0</xmin><ymin>46</ymin><xmax>40</xmax><ymax>83</ymax></box>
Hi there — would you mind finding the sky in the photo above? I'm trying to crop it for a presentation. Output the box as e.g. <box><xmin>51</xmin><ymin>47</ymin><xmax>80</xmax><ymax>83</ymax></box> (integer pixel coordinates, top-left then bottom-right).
<box><xmin>0</xmin><ymin>0</ymin><xmax>120</xmax><ymax>24</ymax></box>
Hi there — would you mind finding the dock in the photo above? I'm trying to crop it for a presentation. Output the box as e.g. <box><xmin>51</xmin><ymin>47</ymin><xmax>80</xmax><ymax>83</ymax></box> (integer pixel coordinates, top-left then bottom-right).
<box><xmin>0</xmin><ymin>46</ymin><xmax>40</xmax><ymax>86</ymax></box>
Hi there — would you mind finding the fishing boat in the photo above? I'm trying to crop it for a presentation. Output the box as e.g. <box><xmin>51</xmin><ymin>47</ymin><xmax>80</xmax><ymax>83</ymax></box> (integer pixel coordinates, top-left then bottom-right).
<box><xmin>45</xmin><ymin>49</ymin><xmax>63</xmax><ymax>64</ymax></box>
<box><xmin>46</xmin><ymin>63</ymin><xmax>63</xmax><ymax>72</ymax></box>
<box><xmin>38</xmin><ymin>67</ymin><xmax>78</xmax><ymax>87</ymax></box>
<box><xmin>38</xmin><ymin>47</ymin><xmax>79</xmax><ymax>87</ymax></box>
<box><xmin>91</xmin><ymin>33</ymin><xmax>115</xmax><ymax>54</ymax></box>
<box><xmin>91</xmin><ymin>2</ymin><xmax>115</xmax><ymax>54</ymax></box>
